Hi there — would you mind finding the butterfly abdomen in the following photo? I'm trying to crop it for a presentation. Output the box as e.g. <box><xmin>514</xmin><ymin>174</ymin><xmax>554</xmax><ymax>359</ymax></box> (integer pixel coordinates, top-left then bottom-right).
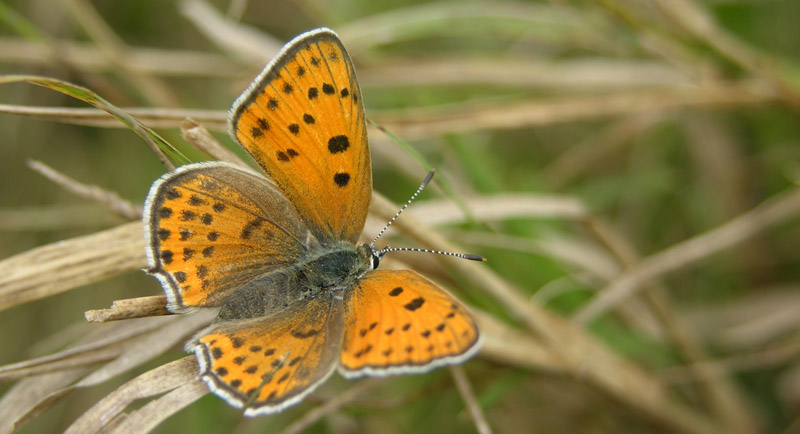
<box><xmin>215</xmin><ymin>269</ymin><xmax>308</xmax><ymax>321</ymax></box>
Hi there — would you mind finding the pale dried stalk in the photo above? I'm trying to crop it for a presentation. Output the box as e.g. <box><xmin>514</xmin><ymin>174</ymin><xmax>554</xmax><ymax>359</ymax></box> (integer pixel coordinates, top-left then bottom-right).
<box><xmin>377</xmin><ymin>85</ymin><xmax>775</xmax><ymax>139</ymax></box>
<box><xmin>27</xmin><ymin>159</ymin><xmax>142</xmax><ymax>219</ymax></box>
<box><xmin>661</xmin><ymin>342</ymin><xmax>800</xmax><ymax>385</ymax></box>
<box><xmin>0</xmin><ymin>206</ymin><xmax>121</xmax><ymax>231</ymax></box>
<box><xmin>0</xmin><ymin>37</ymin><xmax>240</xmax><ymax>77</ymax></box>
<box><xmin>179</xmin><ymin>0</ymin><xmax>284</xmax><ymax>60</ymax></box>
<box><xmin>450</xmin><ymin>365</ymin><xmax>493</xmax><ymax>434</ymax></box>
<box><xmin>360</xmin><ymin>58</ymin><xmax>692</xmax><ymax>89</ymax></box>
<box><xmin>0</xmin><ymin>221</ymin><xmax>145</xmax><ymax>312</ymax></box>
<box><xmin>0</xmin><ymin>104</ymin><xmax>227</xmax><ymax>129</ymax></box>
<box><xmin>577</xmin><ymin>187</ymin><xmax>800</xmax><ymax>323</ymax></box>
<box><xmin>85</xmin><ymin>296</ymin><xmax>169</xmax><ymax>322</ymax></box>
<box><xmin>180</xmin><ymin>119</ymin><xmax>249</xmax><ymax>167</ymax></box>
<box><xmin>279</xmin><ymin>378</ymin><xmax>383</xmax><ymax>434</ymax></box>
<box><xmin>0</xmin><ymin>369</ymin><xmax>89</xmax><ymax>433</ymax></box>
<box><xmin>12</xmin><ymin>315</ymin><xmax>209</xmax><ymax>432</ymax></box>
<box><xmin>406</xmin><ymin>194</ymin><xmax>588</xmax><ymax>224</ymax></box>
<box><xmin>0</xmin><ymin>315</ymin><xmax>193</xmax><ymax>431</ymax></box>
<box><xmin>64</xmin><ymin>357</ymin><xmax>198</xmax><ymax>434</ymax></box>
<box><xmin>61</xmin><ymin>0</ymin><xmax>179</xmax><ymax>107</ymax></box>
<box><xmin>655</xmin><ymin>0</ymin><xmax>799</xmax><ymax>105</ymax></box>
<box><xmin>588</xmin><ymin>218</ymin><xmax>758</xmax><ymax>434</ymax></box>
<box><xmin>0</xmin><ymin>317</ymin><xmax>172</xmax><ymax>380</ymax></box>
<box><xmin>105</xmin><ymin>380</ymin><xmax>208</xmax><ymax>434</ymax></box>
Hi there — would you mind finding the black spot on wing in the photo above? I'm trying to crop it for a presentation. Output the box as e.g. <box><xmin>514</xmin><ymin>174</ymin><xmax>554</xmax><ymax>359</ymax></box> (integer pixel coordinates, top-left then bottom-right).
<box><xmin>404</xmin><ymin>297</ymin><xmax>425</xmax><ymax>311</ymax></box>
<box><xmin>333</xmin><ymin>172</ymin><xmax>350</xmax><ymax>187</ymax></box>
<box><xmin>328</xmin><ymin>135</ymin><xmax>349</xmax><ymax>154</ymax></box>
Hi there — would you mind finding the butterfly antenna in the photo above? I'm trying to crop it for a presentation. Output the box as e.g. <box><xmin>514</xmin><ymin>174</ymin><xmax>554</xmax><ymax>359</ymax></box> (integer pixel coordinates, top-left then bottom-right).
<box><xmin>370</xmin><ymin>170</ymin><xmax>486</xmax><ymax>262</ymax></box>
<box><xmin>370</xmin><ymin>169</ymin><xmax>435</xmax><ymax>248</ymax></box>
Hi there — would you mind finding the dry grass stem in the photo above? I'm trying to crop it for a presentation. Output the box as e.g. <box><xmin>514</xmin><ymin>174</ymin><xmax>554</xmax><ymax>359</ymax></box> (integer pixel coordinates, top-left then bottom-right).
<box><xmin>0</xmin><ymin>317</ymin><xmax>173</xmax><ymax>380</ymax></box>
<box><xmin>0</xmin><ymin>37</ymin><xmax>240</xmax><ymax>77</ymax></box>
<box><xmin>179</xmin><ymin>0</ymin><xmax>284</xmax><ymax>61</ymax></box>
<box><xmin>655</xmin><ymin>0</ymin><xmax>799</xmax><ymax>105</ymax></box>
<box><xmin>587</xmin><ymin>218</ymin><xmax>759</xmax><ymax>433</ymax></box>
<box><xmin>360</xmin><ymin>58</ymin><xmax>692</xmax><ymax>89</ymax></box>
<box><xmin>542</xmin><ymin>113</ymin><xmax>662</xmax><ymax>188</ymax></box>
<box><xmin>450</xmin><ymin>365</ymin><xmax>493</xmax><ymax>434</ymax></box>
<box><xmin>406</xmin><ymin>194</ymin><xmax>588</xmax><ymax>225</ymax></box>
<box><xmin>85</xmin><ymin>296</ymin><xmax>170</xmax><ymax>322</ymax></box>
<box><xmin>180</xmin><ymin>119</ymin><xmax>249</xmax><ymax>167</ymax></box>
<box><xmin>0</xmin><ymin>205</ymin><xmax>121</xmax><ymax>231</ymax></box>
<box><xmin>61</xmin><ymin>0</ymin><xmax>179</xmax><ymax>107</ymax></box>
<box><xmin>27</xmin><ymin>159</ymin><xmax>142</xmax><ymax>220</ymax></box>
<box><xmin>64</xmin><ymin>356</ymin><xmax>199</xmax><ymax>434</ymax></box>
<box><xmin>105</xmin><ymin>379</ymin><xmax>209</xmax><ymax>434</ymax></box>
<box><xmin>0</xmin><ymin>221</ymin><xmax>145</xmax><ymax>312</ymax></box>
<box><xmin>577</xmin><ymin>187</ymin><xmax>800</xmax><ymax>323</ymax></box>
<box><xmin>278</xmin><ymin>378</ymin><xmax>384</xmax><ymax>434</ymax></box>
<box><xmin>377</xmin><ymin>86</ymin><xmax>775</xmax><ymax>139</ymax></box>
<box><xmin>0</xmin><ymin>104</ymin><xmax>227</xmax><ymax>129</ymax></box>
<box><xmin>0</xmin><ymin>369</ymin><xmax>90</xmax><ymax>432</ymax></box>
<box><xmin>661</xmin><ymin>342</ymin><xmax>800</xmax><ymax>385</ymax></box>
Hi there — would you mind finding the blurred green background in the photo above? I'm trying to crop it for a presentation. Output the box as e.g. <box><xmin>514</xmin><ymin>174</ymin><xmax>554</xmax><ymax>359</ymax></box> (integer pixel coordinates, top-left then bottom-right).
<box><xmin>1</xmin><ymin>0</ymin><xmax>800</xmax><ymax>433</ymax></box>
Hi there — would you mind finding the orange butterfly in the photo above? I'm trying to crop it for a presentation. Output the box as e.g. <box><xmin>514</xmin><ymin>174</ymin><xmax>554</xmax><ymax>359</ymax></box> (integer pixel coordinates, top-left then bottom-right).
<box><xmin>144</xmin><ymin>28</ymin><xmax>481</xmax><ymax>416</ymax></box>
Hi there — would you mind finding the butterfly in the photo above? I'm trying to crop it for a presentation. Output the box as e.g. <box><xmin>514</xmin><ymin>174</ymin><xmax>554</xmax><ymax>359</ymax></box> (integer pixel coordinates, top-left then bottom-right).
<box><xmin>144</xmin><ymin>28</ymin><xmax>481</xmax><ymax>416</ymax></box>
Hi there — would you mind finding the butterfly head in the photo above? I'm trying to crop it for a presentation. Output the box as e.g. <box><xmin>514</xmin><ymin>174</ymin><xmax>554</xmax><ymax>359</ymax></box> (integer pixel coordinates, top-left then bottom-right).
<box><xmin>357</xmin><ymin>243</ymin><xmax>382</xmax><ymax>271</ymax></box>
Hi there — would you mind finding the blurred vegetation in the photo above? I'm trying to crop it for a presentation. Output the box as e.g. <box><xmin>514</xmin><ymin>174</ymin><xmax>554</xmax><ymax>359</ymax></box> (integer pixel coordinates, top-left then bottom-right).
<box><xmin>1</xmin><ymin>0</ymin><xmax>799</xmax><ymax>433</ymax></box>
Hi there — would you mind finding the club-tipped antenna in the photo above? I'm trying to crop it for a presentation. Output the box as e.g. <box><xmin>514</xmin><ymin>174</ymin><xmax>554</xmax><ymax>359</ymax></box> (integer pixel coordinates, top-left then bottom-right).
<box><xmin>370</xmin><ymin>170</ymin><xmax>486</xmax><ymax>263</ymax></box>
<box><xmin>370</xmin><ymin>169</ymin><xmax>435</xmax><ymax>248</ymax></box>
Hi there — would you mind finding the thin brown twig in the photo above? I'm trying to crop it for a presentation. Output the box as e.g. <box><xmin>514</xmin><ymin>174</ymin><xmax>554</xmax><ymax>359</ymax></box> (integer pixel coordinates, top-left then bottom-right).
<box><xmin>85</xmin><ymin>296</ymin><xmax>170</xmax><ymax>323</ymax></box>
<box><xmin>0</xmin><ymin>104</ymin><xmax>226</xmax><ymax>129</ymax></box>
<box><xmin>0</xmin><ymin>37</ymin><xmax>241</xmax><ymax>77</ymax></box>
<box><xmin>587</xmin><ymin>217</ymin><xmax>759</xmax><ymax>434</ymax></box>
<box><xmin>576</xmin><ymin>187</ymin><xmax>800</xmax><ymax>323</ymax></box>
<box><xmin>27</xmin><ymin>159</ymin><xmax>142</xmax><ymax>220</ymax></box>
<box><xmin>450</xmin><ymin>365</ymin><xmax>493</xmax><ymax>434</ymax></box>
<box><xmin>61</xmin><ymin>0</ymin><xmax>180</xmax><ymax>107</ymax></box>
<box><xmin>180</xmin><ymin>119</ymin><xmax>249</xmax><ymax>167</ymax></box>
<box><xmin>279</xmin><ymin>378</ymin><xmax>384</xmax><ymax>434</ymax></box>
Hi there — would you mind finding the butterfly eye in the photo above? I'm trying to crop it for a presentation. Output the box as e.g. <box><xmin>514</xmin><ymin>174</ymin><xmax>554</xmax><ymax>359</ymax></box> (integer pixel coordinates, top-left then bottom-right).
<box><xmin>371</xmin><ymin>254</ymin><xmax>381</xmax><ymax>270</ymax></box>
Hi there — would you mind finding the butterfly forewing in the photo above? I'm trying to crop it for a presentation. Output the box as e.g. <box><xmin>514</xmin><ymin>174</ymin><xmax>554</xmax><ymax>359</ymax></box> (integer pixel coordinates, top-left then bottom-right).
<box><xmin>145</xmin><ymin>163</ymin><xmax>316</xmax><ymax>311</ymax></box>
<box><xmin>230</xmin><ymin>28</ymin><xmax>371</xmax><ymax>245</ymax></box>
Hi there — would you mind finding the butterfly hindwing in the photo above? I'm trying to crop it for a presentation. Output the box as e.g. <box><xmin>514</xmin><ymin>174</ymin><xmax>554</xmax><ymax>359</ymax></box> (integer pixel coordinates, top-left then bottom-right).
<box><xmin>339</xmin><ymin>270</ymin><xmax>481</xmax><ymax>377</ymax></box>
<box><xmin>190</xmin><ymin>291</ymin><xmax>346</xmax><ymax>416</ymax></box>
<box><xmin>145</xmin><ymin>162</ymin><xmax>317</xmax><ymax>311</ymax></box>
<box><xmin>229</xmin><ymin>28</ymin><xmax>371</xmax><ymax>244</ymax></box>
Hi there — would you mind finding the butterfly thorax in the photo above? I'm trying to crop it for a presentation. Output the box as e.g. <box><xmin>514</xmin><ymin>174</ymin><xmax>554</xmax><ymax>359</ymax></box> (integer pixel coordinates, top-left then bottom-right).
<box><xmin>300</xmin><ymin>243</ymin><xmax>374</xmax><ymax>291</ymax></box>
<box><xmin>215</xmin><ymin>243</ymin><xmax>375</xmax><ymax>322</ymax></box>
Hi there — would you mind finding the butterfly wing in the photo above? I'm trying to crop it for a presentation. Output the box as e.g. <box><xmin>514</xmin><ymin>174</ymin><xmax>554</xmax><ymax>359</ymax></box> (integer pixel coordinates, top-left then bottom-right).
<box><xmin>339</xmin><ymin>270</ymin><xmax>481</xmax><ymax>377</ymax></box>
<box><xmin>189</xmin><ymin>289</ymin><xmax>346</xmax><ymax>416</ymax></box>
<box><xmin>144</xmin><ymin>162</ymin><xmax>317</xmax><ymax>312</ymax></box>
<box><xmin>229</xmin><ymin>28</ymin><xmax>371</xmax><ymax>245</ymax></box>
